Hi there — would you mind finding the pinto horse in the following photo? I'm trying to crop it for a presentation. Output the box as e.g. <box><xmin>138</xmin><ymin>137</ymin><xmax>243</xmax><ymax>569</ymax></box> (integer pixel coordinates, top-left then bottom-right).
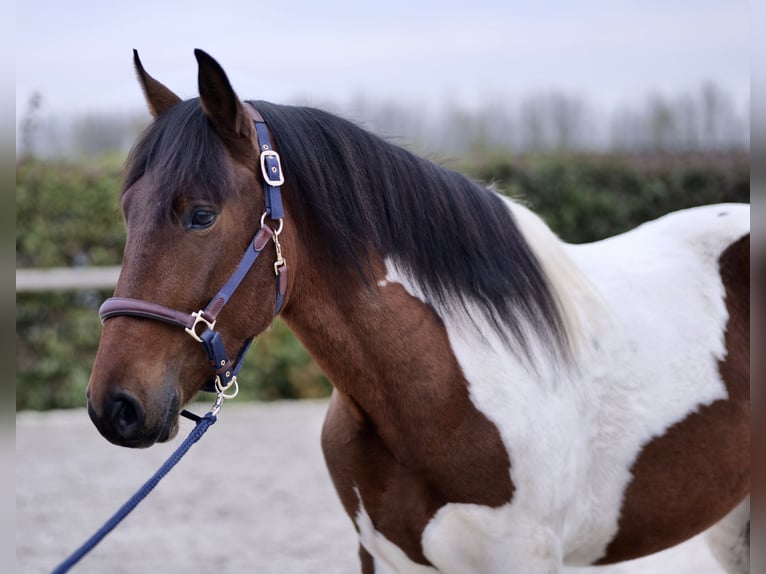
<box><xmin>86</xmin><ymin>50</ymin><xmax>750</xmax><ymax>573</ymax></box>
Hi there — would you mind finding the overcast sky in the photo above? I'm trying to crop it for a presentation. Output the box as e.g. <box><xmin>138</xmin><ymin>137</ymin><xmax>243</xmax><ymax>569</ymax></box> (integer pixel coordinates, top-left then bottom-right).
<box><xmin>16</xmin><ymin>0</ymin><xmax>748</xmax><ymax>131</ymax></box>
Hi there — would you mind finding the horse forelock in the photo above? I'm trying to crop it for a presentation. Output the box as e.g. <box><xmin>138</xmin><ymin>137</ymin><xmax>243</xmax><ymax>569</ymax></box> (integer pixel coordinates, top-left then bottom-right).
<box><xmin>122</xmin><ymin>98</ymin><xmax>237</xmax><ymax>222</ymax></box>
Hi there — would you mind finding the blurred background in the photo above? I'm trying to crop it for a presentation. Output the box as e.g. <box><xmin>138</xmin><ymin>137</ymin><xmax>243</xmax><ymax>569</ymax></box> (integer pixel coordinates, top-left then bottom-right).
<box><xmin>16</xmin><ymin>0</ymin><xmax>750</xmax><ymax>410</ymax></box>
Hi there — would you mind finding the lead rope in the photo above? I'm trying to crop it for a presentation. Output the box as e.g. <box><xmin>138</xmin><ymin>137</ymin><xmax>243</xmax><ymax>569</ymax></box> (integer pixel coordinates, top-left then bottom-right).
<box><xmin>50</xmin><ymin>394</ymin><xmax>225</xmax><ymax>574</ymax></box>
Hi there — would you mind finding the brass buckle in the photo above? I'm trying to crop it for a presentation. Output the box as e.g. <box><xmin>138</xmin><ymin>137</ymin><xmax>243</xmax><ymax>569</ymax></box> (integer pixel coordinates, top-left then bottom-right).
<box><xmin>184</xmin><ymin>310</ymin><xmax>216</xmax><ymax>343</ymax></box>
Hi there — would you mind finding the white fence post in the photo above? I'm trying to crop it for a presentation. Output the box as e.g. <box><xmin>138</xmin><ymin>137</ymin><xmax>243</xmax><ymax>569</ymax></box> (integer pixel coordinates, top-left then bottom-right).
<box><xmin>16</xmin><ymin>267</ymin><xmax>121</xmax><ymax>292</ymax></box>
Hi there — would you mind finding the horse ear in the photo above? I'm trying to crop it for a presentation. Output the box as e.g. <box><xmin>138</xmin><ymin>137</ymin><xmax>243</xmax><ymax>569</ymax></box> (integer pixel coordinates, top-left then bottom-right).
<box><xmin>194</xmin><ymin>49</ymin><xmax>252</xmax><ymax>141</ymax></box>
<box><xmin>133</xmin><ymin>50</ymin><xmax>182</xmax><ymax>118</ymax></box>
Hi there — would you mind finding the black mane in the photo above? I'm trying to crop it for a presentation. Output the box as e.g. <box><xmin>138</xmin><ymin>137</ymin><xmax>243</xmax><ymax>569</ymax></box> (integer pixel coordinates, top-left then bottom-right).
<box><xmin>253</xmin><ymin>101</ymin><xmax>567</xmax><ymax>358</ymax></box>
<box><xmin>124</xmin><ymin>98</ymin><xmax>568</xmax><ymax>358</ymax></box>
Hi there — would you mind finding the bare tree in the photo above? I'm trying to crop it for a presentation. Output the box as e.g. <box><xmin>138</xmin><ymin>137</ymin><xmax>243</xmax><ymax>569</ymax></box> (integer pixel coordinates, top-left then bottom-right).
<box><xmin>16</xmin><ymin>83</ymin><xmax>749</xmax><ymax>159</ymax></box>
<box><xmin>18</xmin><ymin>92</ymin><xmax>43</xmax><ymax>162</ymax></box>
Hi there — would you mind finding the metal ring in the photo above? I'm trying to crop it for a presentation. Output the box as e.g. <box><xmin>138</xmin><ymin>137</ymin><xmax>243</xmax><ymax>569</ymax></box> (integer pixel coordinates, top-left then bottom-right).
<box><xmin>214</xmin><ymin>376</ymin><xmax>239</xmax><ymax>399</ymax></box>
<box><xmin>259</xmin><ymin>212</ymin><xmax>284</xmax><ymax>235</ymax></box>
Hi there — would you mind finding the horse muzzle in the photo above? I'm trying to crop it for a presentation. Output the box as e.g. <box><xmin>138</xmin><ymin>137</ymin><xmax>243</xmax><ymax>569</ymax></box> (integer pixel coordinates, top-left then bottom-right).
<box><xmin>87</xmin><ymin>388</ymin><xmax>180</xmax><ymax>448</ymax></box>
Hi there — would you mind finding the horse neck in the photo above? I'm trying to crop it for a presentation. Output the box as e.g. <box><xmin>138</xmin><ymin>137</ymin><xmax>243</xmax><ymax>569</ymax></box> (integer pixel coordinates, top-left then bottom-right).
<box><xmin>277</xmin><ymin>197</ymin><xmax>597</xmax><ymax>421</ymax></box>
<box><xmin>279</xmin><ymin>250</ymin><xmax>464</xmax><ymax>426</ymax></box>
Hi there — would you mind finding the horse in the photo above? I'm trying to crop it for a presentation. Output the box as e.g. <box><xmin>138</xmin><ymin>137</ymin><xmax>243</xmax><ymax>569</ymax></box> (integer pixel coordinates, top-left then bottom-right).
<box><xmin>86</xmin><ymin>50</ymin><xmax>750</xmax><ymax>574</ymax></box>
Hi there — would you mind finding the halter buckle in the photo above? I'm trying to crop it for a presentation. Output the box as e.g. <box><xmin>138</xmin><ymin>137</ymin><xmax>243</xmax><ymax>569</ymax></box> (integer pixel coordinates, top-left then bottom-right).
<box><xmin>185</xmin><ymin>310</ymin><xmax>216</xmax><ymax>343</ymax></box>
<box><xmin>260</xmin><ymin>149</ymin><xmax>285</xmax><ymax>186</ymax></box>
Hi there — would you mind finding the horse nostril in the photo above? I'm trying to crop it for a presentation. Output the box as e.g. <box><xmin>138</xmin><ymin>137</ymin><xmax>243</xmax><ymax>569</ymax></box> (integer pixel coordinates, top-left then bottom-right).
<box><xmin>109</xmin><ymin>391</ymin><xmax>145</xmax><ymax>439</ymax></box>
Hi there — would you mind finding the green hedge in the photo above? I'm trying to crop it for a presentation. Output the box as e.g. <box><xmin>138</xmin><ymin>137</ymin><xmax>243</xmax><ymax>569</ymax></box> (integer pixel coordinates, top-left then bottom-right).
<box><xmin>460</xmin><ymin>152</ymin><xmax>750</xmax><ymax>243</ymax></box>
<box><xmin>15</xmin><ymin>291</ymin><xmax>330</xmax><ymax>410</ymax></box>
<box><xmin>16</xmin><ymin>153</ymin><xmax>749</xmax><ymax>410</ymax></box>
<box><xmin>16</xmin><ymin>161</ymin><xmax>126</xmax><ymax>268</ymax></box>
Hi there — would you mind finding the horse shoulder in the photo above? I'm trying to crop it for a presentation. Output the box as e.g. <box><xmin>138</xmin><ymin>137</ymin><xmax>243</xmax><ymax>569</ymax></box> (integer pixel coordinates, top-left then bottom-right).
<box><xmin>321</xmin><ymin>390</ymin><xmax>444</xmax><ymax>571</ymax></box>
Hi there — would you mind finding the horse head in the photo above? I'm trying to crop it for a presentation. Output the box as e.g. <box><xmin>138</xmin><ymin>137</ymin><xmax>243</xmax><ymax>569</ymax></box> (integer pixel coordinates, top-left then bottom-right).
<box><xmin>86</xmin><ymin>50</ymin><xmax>294</xmax><ymax>447</ymax></box>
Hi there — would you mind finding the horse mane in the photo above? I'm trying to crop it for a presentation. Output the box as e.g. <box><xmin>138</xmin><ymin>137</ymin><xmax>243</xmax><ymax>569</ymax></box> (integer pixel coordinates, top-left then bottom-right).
<box><xmin>252</xmin><ymin>101</ymin><xmax>571</xmax><ymax>361</ymax></box>
<box><xmin>122</xmin><ymin>97</ymin><xmax>571</xmax><ymax>361</ymax></box>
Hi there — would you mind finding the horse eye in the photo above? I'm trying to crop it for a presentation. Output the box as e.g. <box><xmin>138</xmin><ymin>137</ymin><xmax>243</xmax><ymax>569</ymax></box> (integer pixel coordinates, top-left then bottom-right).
<box><xmin>187</xmin><ymin>209</ymin><xmax>218</xmax><ymax>230</ymax></box>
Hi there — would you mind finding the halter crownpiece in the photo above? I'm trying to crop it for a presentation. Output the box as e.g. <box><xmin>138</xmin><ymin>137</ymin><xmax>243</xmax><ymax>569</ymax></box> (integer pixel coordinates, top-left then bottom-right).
<box><xmin>99</xmin><ymin>103</ymin><xmax>287</xmax><ymax>398</ymax></box>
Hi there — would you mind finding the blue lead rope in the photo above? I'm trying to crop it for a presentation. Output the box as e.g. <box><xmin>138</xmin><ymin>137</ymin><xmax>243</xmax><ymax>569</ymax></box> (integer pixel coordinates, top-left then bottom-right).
<box><xmin>51</xmin><ymin>410</ymin><xmax>218</xmax><ymax>574</ymax></box>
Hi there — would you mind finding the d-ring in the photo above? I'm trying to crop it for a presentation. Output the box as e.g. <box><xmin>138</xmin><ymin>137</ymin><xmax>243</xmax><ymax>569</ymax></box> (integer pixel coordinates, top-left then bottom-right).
<box><xmin>215</xmin><ymin>376</ymin><xmax>239</xmax><ymax>399</ymax></box>
<box><xmin>260</xmin><ymin>212</ymin><xmax>284</xmax><ymax>235</ymax></box>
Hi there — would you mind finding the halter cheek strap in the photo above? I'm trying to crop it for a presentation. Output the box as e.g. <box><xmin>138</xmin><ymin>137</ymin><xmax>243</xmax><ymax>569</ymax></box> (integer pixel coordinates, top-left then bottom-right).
<box><xmin>250</xmin><ymin>104</ymin><xmax>288</xmax><ymax>314</ymax></box>
<box><xmin>99</xmin><ymin>105</ymin><xmax>287</xmax><ymax>397</ymax></box>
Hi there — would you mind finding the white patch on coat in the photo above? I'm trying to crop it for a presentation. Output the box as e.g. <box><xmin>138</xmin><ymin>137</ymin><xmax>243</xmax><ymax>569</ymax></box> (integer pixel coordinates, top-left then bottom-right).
<box><xmin>375</xmin><ymin>201</ymin><xmax>749</xmax><ymax>572</ymax></box>
<box><xmin>707</xmin><ymin>496</ymin><xmax>750</xmax><ymax>574</ymax></box>
<box><xmin>354</xmin><ymin>488</ymin><xmax>439</xmax><ymax>574</ymax></box>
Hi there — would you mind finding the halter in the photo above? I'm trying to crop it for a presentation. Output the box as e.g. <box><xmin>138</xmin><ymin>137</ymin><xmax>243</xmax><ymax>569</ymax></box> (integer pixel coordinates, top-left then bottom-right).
<box><xmin>98</xmin><ymin>104</ymin><xmax>287</xmax><ymax>398</ymax></box>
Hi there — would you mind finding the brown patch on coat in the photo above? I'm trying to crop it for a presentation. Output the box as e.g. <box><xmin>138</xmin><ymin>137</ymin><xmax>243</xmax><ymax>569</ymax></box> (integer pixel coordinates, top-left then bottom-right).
<box><xmin>598</xmin><ymin>235</ymin><xmax>750</xmax><ymax>564</ymax></box>
<box><xmin>281</xmin><ymin>260</ymin><xmax>514</xmax><ymax>568</ymax></box>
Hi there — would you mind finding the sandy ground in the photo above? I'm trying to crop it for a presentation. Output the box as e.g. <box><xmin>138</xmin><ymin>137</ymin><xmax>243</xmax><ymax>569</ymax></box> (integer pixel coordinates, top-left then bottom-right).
<box><xmin>17</xmin><ymin>400</ymin><xmax>724</xmax><ymax>574</ymax></box>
